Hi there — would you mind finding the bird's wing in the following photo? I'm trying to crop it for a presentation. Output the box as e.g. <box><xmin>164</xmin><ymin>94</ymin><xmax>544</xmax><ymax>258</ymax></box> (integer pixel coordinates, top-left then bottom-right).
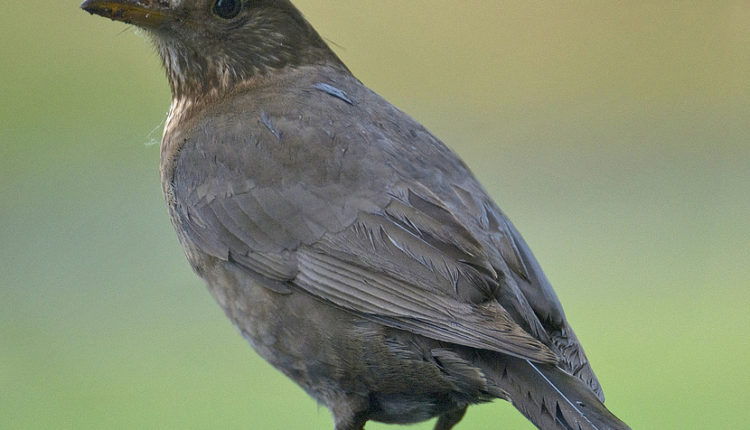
<box><xmin>500</xmin><ymin>217</ymin><xmax>605</xmax><ymax>400</ymax></box>
<box><xmin>446</xmin><ymin>182</ymin><xmax>604</xmax><ymax>399</ymax></box>
<box><xmin>295</xmin><ymin>182</ymin><xmax>562</xmax><ymax>363</ymax></box>
<box><xmin>175</xmin><ymin>165</ymin><xmax>557</xmax><ymax>363</ymax></box>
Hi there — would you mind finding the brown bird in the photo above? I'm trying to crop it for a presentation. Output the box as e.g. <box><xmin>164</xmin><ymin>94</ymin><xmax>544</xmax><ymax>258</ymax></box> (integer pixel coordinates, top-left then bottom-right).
<box><xmin>81</xmin><ymin>1</ymin><xmax>630</xmax><ymax>429</ymax></box>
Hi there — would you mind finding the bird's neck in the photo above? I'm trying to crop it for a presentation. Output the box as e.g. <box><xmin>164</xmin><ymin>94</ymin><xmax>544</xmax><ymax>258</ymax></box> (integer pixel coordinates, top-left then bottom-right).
<box><xmin>152</xmin><ymin>26</ymin><xmax>347</xmax><ymax>102</ymax></box>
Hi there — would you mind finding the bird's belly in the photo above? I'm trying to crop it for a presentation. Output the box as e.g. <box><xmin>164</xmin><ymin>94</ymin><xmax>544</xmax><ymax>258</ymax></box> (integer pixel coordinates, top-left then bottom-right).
<box><xmin>196</xmin><ymin>258</ymin><xmax>367</xmax><ymax>398</ymax></box>
<box><xmin>194</xmin><ymin>256</ymin><xmax>476</xmax><ymax>424</ymax></box>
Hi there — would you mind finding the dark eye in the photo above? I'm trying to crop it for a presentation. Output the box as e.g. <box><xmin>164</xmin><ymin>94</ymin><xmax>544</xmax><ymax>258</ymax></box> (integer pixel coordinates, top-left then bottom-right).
<box><xmin>213</xmin><ymin>0</ymin><xmax>241</xmax><ymax>19</ymax></box>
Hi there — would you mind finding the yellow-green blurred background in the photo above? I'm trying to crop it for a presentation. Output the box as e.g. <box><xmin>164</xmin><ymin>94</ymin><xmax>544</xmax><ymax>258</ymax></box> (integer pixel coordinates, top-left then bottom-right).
<box><xmin>2</xmin><ymin>1</ymin><xmax>748</xmax><ymax>429</ymax></box>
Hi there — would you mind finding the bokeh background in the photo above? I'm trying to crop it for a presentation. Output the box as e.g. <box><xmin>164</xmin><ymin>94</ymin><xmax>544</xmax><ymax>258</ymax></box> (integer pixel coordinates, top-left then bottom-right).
<box><xmin>2</xmin><ymin>1</ymin><xmax>749</xmax><ymax>429</ymax></box>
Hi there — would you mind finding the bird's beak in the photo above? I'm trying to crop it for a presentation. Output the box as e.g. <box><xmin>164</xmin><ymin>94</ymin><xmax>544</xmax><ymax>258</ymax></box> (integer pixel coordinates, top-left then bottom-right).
<box><xmin>81</xmin><ymin>0</ymin><xmax>170</xmax><ymax>28</ymax></box>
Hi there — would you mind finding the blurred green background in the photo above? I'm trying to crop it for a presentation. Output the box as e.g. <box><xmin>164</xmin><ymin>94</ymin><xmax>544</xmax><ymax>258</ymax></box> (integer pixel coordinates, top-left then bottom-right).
<box><xmin>2</xmin><ymin>1</ymin><xmax>749</xmax><ymax>429</ymax></box>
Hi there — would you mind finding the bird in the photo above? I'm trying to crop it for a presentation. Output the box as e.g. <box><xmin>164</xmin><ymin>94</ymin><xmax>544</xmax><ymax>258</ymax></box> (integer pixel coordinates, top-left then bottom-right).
<box><xmin>81</xmin><ymin>1</ymin><xmax>630</xmax><ymax>429</ymax></box>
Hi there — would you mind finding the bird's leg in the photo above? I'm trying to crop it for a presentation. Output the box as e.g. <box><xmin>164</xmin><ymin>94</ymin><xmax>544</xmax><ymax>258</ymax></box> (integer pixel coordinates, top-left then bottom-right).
<box><xmin>332</xmin><ymin>396</ymin><xmax>369</xmax><ymax>430</ymax></box>
<box><xmin>333</xmin><ymin>411</ymin><xmax>367</xmax><ymax>430</ymax></box>
<box><xmin>434</xmin><ymin>406</ymin><xmax>468</xmax><ymax>430</ymax></box>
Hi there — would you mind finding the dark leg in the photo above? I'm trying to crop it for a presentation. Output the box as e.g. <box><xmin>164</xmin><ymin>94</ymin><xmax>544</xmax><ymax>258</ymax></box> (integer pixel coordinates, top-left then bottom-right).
<box><xmin>334</xmin><ymin>410</ymin><xmax>367</xmax><ymax>430</ymax></box>
<box><xmin>434</xmin><ymin>406</ymin><xmax>468</xmax><ymax>430</ymax></box>
<box><xmin>332</xmin><ymin>396</ymin><xmax>369</xmax><ymax>430</ymax></box>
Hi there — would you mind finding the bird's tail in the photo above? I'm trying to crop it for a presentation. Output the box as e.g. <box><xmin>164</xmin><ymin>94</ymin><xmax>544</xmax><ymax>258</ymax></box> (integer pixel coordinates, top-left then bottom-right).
<box><xmin>480</xmin><ymin>355</ymin><xmax>630</xmax><ymax>430</ymax></box>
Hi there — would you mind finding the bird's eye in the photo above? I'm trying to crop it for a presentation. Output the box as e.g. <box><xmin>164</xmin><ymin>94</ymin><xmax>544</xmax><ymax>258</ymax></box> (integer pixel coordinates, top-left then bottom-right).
<box><xmin>213</xmin><ymin>0</ymin><xmax>242</xmax><ymax>19</ymax></box>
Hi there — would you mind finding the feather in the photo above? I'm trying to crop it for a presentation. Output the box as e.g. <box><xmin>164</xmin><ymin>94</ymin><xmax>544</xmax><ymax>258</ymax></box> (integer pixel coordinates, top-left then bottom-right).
<box><xmin>481</xmin><ymin>356</ymin><xmax>629</xmax><ymax>430</ymax></box>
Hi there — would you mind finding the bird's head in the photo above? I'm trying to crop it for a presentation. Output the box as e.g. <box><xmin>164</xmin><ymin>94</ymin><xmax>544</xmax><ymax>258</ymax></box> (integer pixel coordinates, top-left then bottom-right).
<box><xmin>81</xmin><ymin>0</ymin><xmax>343</xmax><ymax>99</ymax></box>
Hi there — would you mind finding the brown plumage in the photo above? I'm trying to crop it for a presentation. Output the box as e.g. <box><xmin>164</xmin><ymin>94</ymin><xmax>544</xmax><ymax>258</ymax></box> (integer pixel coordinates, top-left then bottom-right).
<box><xmin>81</xmin><ymin>1</ymin><xmax>630</xmax><ymax>429</ymax></box>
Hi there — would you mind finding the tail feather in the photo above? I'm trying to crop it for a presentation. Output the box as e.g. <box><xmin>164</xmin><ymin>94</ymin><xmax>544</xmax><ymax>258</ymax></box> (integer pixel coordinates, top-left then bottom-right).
<box><xmin>482</xmin><ymin>355</ymin><xmax>630</xmax><ymax>430</ymax></box>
